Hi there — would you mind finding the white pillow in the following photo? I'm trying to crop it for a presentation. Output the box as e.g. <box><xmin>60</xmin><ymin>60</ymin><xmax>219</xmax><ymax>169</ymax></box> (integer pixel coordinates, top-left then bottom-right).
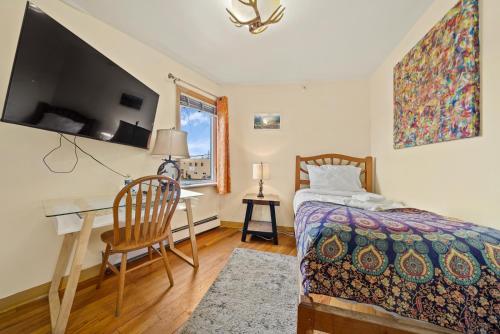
<box><xmin>37</xmin><ymin>112</ymin><xmax>85</xmax><ymax>134</ymax></box>
<box><xmin>306</xmin><ymin>164</ymin><xmax>363</xmax><ymax>192</ymax></box>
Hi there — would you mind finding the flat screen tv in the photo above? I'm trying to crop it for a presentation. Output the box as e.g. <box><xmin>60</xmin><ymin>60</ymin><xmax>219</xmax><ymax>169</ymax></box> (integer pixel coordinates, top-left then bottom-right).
<box><xmin>1</xmin><ymin>3</ymin><xmax>159</xmax><ymax>149</ymax></box>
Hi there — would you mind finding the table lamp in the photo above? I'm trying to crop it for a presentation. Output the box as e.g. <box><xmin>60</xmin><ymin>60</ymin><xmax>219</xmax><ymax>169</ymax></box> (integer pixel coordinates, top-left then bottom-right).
<box><xmin>151</xmin><ymin>128</ymin><xmax>189</xmax><ymax>181</ymax></box>
<box><xmin>252</xmin><ymin>162</ymin><xmax>270</xmax><ymax>198</ymax></box>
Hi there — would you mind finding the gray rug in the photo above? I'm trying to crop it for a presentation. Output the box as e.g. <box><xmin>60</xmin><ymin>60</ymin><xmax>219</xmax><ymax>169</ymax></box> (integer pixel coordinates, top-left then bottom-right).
<box><xmin>180</xmin><ymin>248</ymin><xmax>298</xmax><ymax>334</ymax></box>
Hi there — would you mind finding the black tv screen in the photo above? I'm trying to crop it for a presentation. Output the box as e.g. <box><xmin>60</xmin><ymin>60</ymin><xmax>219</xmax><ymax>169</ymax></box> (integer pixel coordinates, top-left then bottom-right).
<box><xmin>1</xmin><ymin>3</ymin><xmax>159</xmax><ymax>149</ymax></box>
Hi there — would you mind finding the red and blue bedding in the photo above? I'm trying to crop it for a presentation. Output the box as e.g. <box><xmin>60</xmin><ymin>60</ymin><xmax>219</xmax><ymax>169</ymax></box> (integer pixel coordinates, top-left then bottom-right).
<box><xmin>295</xmin><ymin>201</ymin><xmax>499</xmax><ymax>333</ymax></box>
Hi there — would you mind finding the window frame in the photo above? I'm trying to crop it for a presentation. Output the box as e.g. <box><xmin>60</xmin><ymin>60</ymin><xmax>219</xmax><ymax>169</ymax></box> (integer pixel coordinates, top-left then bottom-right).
<box><xmin>176</xmin><ymin>85</ymin><xmax>217</xmax><ymax>188</ymax></box>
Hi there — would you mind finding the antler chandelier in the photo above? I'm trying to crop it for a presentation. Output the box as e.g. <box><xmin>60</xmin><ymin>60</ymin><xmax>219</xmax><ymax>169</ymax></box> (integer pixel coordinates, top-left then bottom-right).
<box><xmin>226</xmin><ymin>0</ymin><xmax>285</xmax><ymax>35</ymax></box>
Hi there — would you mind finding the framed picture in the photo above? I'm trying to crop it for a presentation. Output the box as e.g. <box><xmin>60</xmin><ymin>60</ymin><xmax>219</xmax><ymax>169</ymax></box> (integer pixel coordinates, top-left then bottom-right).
<box><xmin>254</xmin><ymin>113</ymin><xmax>280</xmax><ymax>130</ymax></box>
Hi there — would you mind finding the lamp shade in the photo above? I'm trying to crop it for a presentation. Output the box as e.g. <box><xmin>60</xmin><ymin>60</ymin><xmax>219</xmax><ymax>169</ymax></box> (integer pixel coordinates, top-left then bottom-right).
<box><xmin>252</xmin><ymin>163</ymin><xmax>270</xmax><ymax>180</ymax></box>
<box><xmin>151</xmin><ymin>129</ymin><xmax>189</xmax><ymax>158</ymax></box>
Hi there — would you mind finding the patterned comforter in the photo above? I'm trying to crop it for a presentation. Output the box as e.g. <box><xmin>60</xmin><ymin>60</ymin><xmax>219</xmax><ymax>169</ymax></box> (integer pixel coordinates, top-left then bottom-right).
<box><xmin>295</xmin><ymin>201</ymin><xmax>499</xmax><ymax>333</ymax></box>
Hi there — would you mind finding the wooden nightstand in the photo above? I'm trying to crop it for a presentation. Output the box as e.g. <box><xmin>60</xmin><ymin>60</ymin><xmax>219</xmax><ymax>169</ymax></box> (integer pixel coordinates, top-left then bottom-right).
<box><xmin>241</xmin><ymin>193</ymin><xmax>280</xmax><ymax>244</ymax></box>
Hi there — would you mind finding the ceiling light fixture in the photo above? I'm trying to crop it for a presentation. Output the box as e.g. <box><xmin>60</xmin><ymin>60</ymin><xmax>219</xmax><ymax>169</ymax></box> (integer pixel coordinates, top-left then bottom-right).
<box><xmin>226</xmin><ymin>0</ymin><xmax>285</xmax><ymax>35</ymax></box>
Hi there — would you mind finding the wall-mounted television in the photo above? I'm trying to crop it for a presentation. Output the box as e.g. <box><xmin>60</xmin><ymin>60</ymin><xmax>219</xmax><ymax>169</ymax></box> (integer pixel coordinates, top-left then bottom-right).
<box><xmin>1</xmin><ymin>2</ymin><xmax>159</xmax><ymax>149</ymax></box>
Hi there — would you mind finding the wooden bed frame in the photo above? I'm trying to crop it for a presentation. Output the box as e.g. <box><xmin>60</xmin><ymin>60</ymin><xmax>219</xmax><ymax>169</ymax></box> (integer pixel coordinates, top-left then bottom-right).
<box><xmin>295</xmin><ymin>154</ymin><xmax>458</xmax><ymax>334</ymax></box>
<box><xmin>295</xmin><ymin>154</ymin><xmax>373</xmax><ymax>193</ymax></box>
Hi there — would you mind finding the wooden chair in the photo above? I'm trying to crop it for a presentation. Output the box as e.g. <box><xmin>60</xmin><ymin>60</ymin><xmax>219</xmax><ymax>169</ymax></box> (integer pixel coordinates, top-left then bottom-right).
<box><xmin>96</xmin><ymin>175</ymin><xmax>181</xmax><ymax>316</ymax></box>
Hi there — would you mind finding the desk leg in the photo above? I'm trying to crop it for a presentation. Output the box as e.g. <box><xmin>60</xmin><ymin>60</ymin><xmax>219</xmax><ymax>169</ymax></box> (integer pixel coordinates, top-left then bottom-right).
<box><xmin>52</xmin><ymin>212</ymin><xmax>95</xmax><ymax>334</ymax></box>
<box><xmin>185</xmin><ymin>198</ymin><xmax>199</xmax><ymax>267</ymax></box>
<box><xmin>167</xmin><ymin>199</ymin><xmax>199</xmax><ymax>268</ymax></box>
<box><xmin>49</xmin><ymin>233</ymin><xmax>74</xmax><ymax>330</ymax></box>
<box><xmin>167</xmin><ymin>220</ymin><xmax>175</xmax><ymax>252</ymax></box>
<box><xmin>167</xmin><ymin>214</ymin><xmax>175</xmax><ymax>250</ymax></box>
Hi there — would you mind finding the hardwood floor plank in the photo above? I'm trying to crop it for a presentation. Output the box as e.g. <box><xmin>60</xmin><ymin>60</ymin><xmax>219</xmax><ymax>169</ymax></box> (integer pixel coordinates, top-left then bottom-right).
<box><xmin>0</xmin><ymin>227</ymin><xmax>296</xmax><ymax>334</ymax></box>
<box><xmin>117</xmin><ymin>311</ymin><xmax>161</xmax><ymax>334</ymax></box>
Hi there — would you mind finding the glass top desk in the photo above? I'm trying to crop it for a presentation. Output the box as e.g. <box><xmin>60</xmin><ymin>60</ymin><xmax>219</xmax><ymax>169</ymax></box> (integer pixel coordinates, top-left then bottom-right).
<box><xmin>43</xmin><ymin>189</ymin><xmax>202</xmax><ymax>333</ymax></box>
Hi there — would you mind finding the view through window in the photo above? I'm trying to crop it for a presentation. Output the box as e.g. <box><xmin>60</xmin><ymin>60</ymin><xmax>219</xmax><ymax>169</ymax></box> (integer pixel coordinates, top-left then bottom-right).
<box><xmin>179</xmin><ymin>101</ymin><xmax>215</xmax><ymax>186</ymax></box>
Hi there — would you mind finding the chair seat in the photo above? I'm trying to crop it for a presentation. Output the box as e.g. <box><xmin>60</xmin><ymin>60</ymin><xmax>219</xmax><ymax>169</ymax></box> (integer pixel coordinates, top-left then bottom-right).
<box><xmin>101</xmin><ymin>224</ymin><xmax>167</xmax><ymax>252</ymax></box>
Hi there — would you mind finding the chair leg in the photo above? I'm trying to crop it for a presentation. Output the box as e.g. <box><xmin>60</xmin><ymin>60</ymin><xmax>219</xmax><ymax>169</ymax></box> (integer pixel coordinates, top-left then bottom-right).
<box><xmin>148</xmin><ymin>246</ymin><xmax>153</xmax><ymax>261</ymax></box>
<box><xmin>96</xmin><ymin>244</ymin><xmax>111</xmax><ymax>289</ymax></box>
<box><xmin>116</xmin><ymin>252</ymin><xmax>127</xmax><ymax>317</ymax></box>
<box><xmin>159</xmin><ymin>242</ymin><xmax>174</xmax><ymax>287</ymax></box>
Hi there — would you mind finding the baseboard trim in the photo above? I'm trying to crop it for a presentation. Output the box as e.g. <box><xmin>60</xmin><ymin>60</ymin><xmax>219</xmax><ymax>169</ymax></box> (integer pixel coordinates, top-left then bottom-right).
<box><xmin>0</xmin><ymin>264</ymin><xmax>101</xmax><ymax>313</ymax></box>
<box><xmin>0</xmin><ymin>217</ymin><xmax>220</xmax><ymax>313</ymax></box>
<box><xmin>220</xmin><ymin>221</ymin><xmax>295</xmax><ymax>233</ymax></box>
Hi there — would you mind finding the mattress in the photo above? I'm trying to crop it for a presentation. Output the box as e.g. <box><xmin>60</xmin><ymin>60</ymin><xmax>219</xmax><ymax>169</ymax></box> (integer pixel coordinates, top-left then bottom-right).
<box><xmin>294</xmin><ymin>192</ymin><xmax>499</xmax><ymax>333</ymax></box>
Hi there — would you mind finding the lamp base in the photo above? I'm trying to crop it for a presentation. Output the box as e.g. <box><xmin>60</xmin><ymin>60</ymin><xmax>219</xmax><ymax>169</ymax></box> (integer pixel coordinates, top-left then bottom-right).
<box><xmin>257</xmin><ymin>179</ymin><xmax>264</xmax><ymax>198</ymax></box>
<box><xmin>157</xmin><ymin>156</ymin><xmax>180</xmax><ymax>181</ymax></box>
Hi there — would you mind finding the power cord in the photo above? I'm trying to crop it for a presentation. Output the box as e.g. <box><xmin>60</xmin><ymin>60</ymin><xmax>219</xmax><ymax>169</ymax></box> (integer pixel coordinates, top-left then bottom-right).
<box><xmin>42</xmin><ymin>134</ymin><xmax>78</xmax><ymax>173</ymax></box>
<box><xmin>239</xmin><ymin>229</ymin><xmax>296</xmax><ymax>241</ymax></box>
<box><xmin>43</xmin><ymin>133</ymin><xmax>128</xmax><ymax>177</ymax></box>
<box><xmin>253</xmin><ymin>235</ymin><xmax>273</xmax><ymax>241</ymax></box>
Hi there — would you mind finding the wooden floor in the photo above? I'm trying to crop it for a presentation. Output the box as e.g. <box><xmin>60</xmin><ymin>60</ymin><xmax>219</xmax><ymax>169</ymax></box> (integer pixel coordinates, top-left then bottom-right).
<box><xmin>0</xmin><ymin>227</ymin><xmax>297</xmax><ymax>334</ymax></box>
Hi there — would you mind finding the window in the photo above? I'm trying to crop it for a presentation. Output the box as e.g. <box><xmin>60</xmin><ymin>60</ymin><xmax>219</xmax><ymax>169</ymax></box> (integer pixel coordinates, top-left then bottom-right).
<box><xmin>177</xmin><ymin>86</ymin><xmax>216</xmax><ymax>186</ymax></box>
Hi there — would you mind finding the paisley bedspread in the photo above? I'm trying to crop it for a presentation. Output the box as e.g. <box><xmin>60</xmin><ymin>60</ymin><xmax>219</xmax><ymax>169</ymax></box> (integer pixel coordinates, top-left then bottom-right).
<box><xmin>295</xmin><ymin>201</ymin><xmax>500</xmax><ymax>333</ymax></box>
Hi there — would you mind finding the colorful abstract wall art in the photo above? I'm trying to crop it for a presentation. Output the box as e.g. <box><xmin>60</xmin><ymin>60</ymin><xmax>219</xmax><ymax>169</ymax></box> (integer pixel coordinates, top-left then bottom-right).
<box><xmin>393</xmin><ymin>0</ymin><xmax>479</xmax><ymax>149</ymax></box>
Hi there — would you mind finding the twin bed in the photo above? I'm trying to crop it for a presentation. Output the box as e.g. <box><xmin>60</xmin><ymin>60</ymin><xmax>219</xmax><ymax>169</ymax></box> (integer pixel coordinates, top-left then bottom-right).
<box><xmin>293</xmin><ymin>154</ymin><xmax>499</xmax><ymax>334</ymax></box>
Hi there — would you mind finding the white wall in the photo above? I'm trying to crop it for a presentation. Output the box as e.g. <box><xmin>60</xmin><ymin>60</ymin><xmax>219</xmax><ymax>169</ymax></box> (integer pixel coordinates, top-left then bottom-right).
<box><xmin>0</xmin><ymin>0</ymin><xmax>220</xmax><ymax>298</ymax></box>
<box><xmin>221</xmin><ymin>81</ymin><xmax>371</xmax><ymax>227</ymax></box>
<box><xmin>369</xmin><ymin>0</ymin><xmax>499</xmax><ymax>229</ymax></box>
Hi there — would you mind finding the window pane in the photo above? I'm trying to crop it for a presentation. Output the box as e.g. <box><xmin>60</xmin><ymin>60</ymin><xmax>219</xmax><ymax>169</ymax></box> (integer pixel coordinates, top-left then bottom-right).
<box><xmin>179</xmin><ymin>105</ymin><xmax>213</xmax><ymax>183</ymax></box>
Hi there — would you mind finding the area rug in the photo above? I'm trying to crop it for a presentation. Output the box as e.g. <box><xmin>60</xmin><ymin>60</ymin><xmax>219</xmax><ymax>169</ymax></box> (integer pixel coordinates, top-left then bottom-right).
<box><xmin>180</xmin><ymin>248</ymin><xmax>298</xmax><ymax>334</ymax></box>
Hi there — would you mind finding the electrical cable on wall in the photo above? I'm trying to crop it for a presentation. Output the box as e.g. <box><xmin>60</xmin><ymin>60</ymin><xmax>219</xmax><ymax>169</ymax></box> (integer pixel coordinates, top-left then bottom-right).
<box><xmin>43</xmin><ymin>133</ymin><xmax>128</xmax><ymax>178</ymax></box>
<box><xmin>42</xmin><ymin>134</ymin><xmax>79</xmax><ymax>173</ymax></box>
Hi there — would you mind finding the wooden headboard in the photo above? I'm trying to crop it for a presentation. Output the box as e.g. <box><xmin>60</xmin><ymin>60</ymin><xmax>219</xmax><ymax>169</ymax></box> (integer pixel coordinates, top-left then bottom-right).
<box><xmin>295</xmin><ymin>154</ymin><xmax>373</xmax><ymax>192</ymax></box>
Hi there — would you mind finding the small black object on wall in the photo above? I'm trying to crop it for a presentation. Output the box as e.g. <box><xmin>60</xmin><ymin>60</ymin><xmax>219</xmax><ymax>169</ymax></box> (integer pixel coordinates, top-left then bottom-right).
<box><xmin>120</xmin><ymin>93</ymin><xmax>143</xmax><ymax>110</ymax></box>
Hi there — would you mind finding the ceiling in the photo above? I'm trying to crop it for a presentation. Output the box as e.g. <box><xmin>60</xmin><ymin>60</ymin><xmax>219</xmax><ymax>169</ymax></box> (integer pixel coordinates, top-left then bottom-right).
<box><xmin>62</xmin><ymin>0</ymin><xmax>433</xmax><ymax>84</ymax></box>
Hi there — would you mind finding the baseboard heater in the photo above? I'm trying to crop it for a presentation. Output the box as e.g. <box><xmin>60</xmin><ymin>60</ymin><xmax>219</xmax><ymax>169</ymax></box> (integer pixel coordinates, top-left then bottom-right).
<box><xmin>113</xmin><ymin>215</ymin><xmax>220</xmax><ymax>265</ymax></box>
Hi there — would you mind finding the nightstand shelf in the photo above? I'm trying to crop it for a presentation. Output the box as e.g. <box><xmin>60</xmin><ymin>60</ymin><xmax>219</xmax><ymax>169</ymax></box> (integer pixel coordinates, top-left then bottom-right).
<box><xmin>241</xmin><ymin>194</ymin><xmax>280</xmax><ymax>244</ymax></box>
<box><xmin>247</xmin><ymin>220</ymin><xmax>273</xmax><ymax>233</ymax></box>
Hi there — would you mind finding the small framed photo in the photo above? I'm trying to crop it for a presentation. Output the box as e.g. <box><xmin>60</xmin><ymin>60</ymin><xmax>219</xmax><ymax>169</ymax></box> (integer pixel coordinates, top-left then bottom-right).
<box><xmin>254</xmin><ymin>113</ymin><xmax>280</xmax><ymax>130</ymax></box>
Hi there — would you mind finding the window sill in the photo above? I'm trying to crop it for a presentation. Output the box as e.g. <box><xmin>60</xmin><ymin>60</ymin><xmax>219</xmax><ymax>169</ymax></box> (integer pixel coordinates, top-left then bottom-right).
<box><xmin>181</xmin><ymin>181</ymin><xmax>217</xmax><ymax>189</ymax></box>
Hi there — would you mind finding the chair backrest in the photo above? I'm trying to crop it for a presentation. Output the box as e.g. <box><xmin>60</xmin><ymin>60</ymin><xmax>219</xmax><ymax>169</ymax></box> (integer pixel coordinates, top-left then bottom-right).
<box><xmin>112</xmin><ymin>175</ymin><xmax>181</xmax><ymax>245</ymax></box>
